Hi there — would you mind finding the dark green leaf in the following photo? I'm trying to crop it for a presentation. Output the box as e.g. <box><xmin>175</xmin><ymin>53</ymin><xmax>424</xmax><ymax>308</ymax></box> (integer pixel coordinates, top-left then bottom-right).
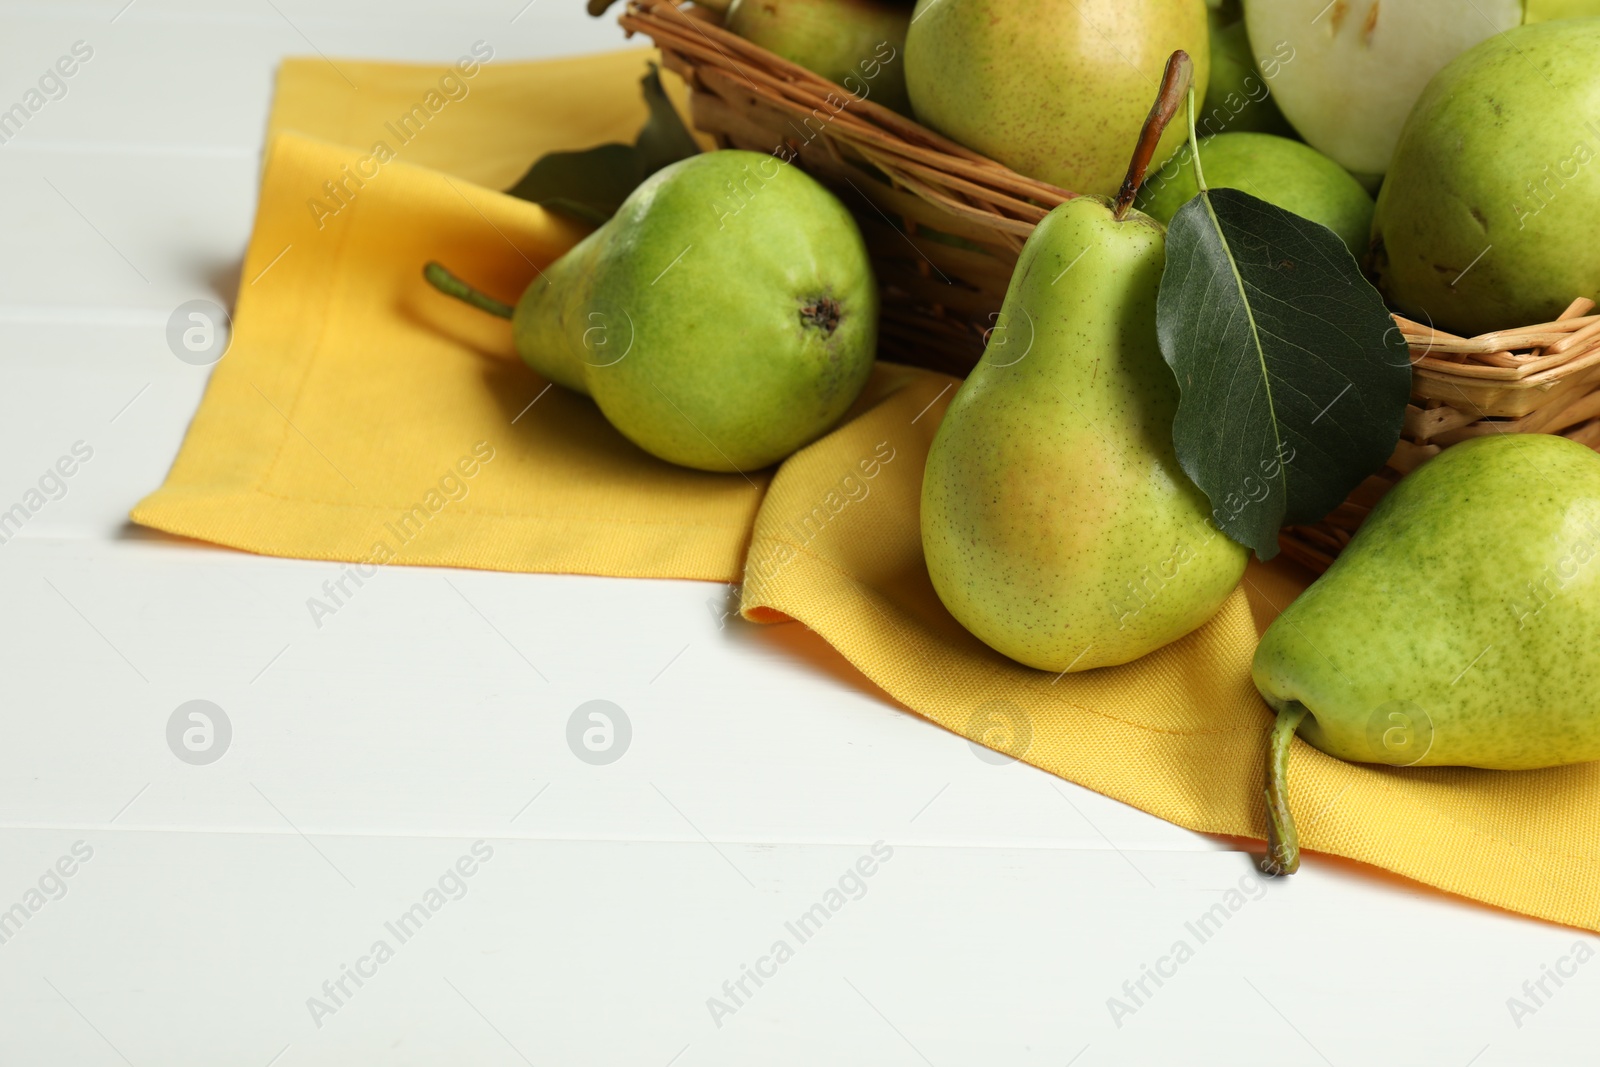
<box><xmin>634</xmin><ymin>63</ymin><xmax>702</xmax><ymax>171</ymax></box>
<box><xmin>1156</xmin><ymin>187</ymin><xmax>1411</xmax><ymax>560</ymax></box>
<box><xmin>506</xmin><ymin>144</ymin><xmax>639</xmax><ymax>226</ymax></box>
<box><xmin>505</xmin><ymin>63</ymin><xmax>699</xmax><ymax>223</ymax></box>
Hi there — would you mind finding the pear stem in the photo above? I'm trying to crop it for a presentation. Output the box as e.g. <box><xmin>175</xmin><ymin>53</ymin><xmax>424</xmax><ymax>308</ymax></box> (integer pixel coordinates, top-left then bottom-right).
<box><xmin>1261</xmin><ymin>701</ymin><xmax>1309</xmax><ymax>876</ymax></box>
<box><xmin>1184</xmin><ymin>87</ymin><xmax>1207</xmax><ymax>193</ymax></box>
<box><xmin>423</xmin><ymin>261</ymin><xmax>515</xmax><ymax>320</ymax></box>
<box><xmin>1112</xmin><ymin>49</ymin><xmax>1195</xmax><ymax>221</ymax></box>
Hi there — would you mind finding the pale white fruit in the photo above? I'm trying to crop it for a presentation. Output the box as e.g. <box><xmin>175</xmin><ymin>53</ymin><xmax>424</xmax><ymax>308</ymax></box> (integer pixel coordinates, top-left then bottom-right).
<box><xmin>1242</xmin><ymin>0</ymin><xmax>1521</xmax><ymax>180</ymax></box>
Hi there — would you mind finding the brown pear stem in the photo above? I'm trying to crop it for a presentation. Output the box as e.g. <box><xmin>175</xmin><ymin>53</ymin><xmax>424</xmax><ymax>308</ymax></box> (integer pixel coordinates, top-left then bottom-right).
<box><xmin>424</xmin><ymin>262</ymin><xmax>515</xmax><ymax>320</ymax></box>
<box><xmin>1112</xmin><ymin>50</ymin><xmax>1195</xmax><ymax>221</ymax></box>
<box><xmin>1261</xmin><ymin>701</ymin><xmax>1309</xmax><ymax>876</ymax></box>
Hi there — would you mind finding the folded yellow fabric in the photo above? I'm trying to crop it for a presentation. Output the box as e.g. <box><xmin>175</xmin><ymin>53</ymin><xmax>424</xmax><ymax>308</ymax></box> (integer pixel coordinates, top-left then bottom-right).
<box><xmin>134</xmin><ymin>49</ymin><xmax>1600</xmax><ymax>933</ymax></box>
<box><xmin>138</xmin><ymin>52</ymin><xmax>766</xmax><ymax>581</ymax></box>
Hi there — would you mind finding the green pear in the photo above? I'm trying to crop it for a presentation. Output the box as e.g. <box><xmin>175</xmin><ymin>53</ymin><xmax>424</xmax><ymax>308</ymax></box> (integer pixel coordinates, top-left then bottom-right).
<box><xmin>1371</xmin><ymin>18</ymin><xmax>1600</xmax><ymax>336</ymax></box>
<box><xmin>426</xmin><ymin>151</ymin><xmax>878</xmax><ymax>472</ymax></box>
<box><xmin>1201</xmin><ymin>21</ymin><xmax>1294</xmax><ymax>138</ymax></box>
<box><xmin>1137</xmin><ymin>133</ymin><xmax>1373</xmax><ymax>255</ymax></box>
<box><xmin>921</xmin><ymin>57</ymin><xmax>1247</xmax><ymax>672</ymax></box>
<box><xmin>904</xmin><ymin>0</ymin><xmax>1210</xmax><ymax>196</ymax></box>
<box><xmin>921</xmin><ymin>197</ymin><xmax>1248</xmax><ymax>670</ymax></box>
<box><xmin>724</xmin><ymin>0</ymin><xmax>913</xmax><ymax>115</ymax></box>
<box><xmin>1253</xmin><ymin>434</ymin><xmax>1600</xmax><ymax>874</ymax></box>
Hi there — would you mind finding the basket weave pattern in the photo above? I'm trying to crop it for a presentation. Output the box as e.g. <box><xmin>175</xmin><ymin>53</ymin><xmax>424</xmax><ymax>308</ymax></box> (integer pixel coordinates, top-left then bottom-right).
<box><xmin>620</xmin><ymin>0</ymin><xmax>1600</xmax><ymax>569</ymax></box>
<box><xmin>1281</xmin><ymin>299</ymin><xmax>1600</xmax><ymax>570</ymax></box>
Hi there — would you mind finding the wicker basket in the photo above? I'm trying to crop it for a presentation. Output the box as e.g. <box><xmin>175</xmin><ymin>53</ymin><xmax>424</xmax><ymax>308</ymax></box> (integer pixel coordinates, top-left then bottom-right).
<box><xmin>1280</xmin><ymin>299</ymin><xmax>1600</xmax><ymax>570</ymax></box>
<box><xmin>618</xmin><ymin>0</ymin><xmax>1600</xmax><ymax>569</ymax></box>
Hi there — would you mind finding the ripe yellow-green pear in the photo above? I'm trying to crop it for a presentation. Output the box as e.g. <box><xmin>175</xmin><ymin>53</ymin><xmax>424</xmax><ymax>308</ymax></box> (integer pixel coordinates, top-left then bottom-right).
<box><xmin>904</xmin><ymin>0</ymin><xmax>1210</xmax><ymax>196</ymax></box>
<box><xmin>724</xmin><ymin>0</ymin><xmax>914</xmax><ymax>115</ymax></box>
<box><xmin>922</xmin><ymin>55</ymin><xmax>1247</xmax><ymax>672</ymax></box>
<box><xmin>1372</xmin><ymin>18</ymin><xmax>1600</xmax><ymax>335</ymax></box>
<box><xmin>1137</xmin><ymin>133</ymin><xmax>1373</xmax><ymax>255</ymax></box>
<box><xmin>1253</xmin><ymin>434</ymin><xmax>1600</xmax><ymax>874</ymax></box>
<box><xmin>426</xmin><ymin>151</ymin><xmax>877</xmax><ymax>472</ymax></box>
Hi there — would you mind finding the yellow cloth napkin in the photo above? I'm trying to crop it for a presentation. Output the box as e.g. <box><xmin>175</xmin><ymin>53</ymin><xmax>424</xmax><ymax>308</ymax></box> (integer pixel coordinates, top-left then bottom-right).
<box><xmin>140</xmin><ymin>51</ymin><xmax>764</xmax><ymax>580</ymax></box>
<box><xmin>134</xmin><ymin>49</ymin><xmax>1600</xmax><ymax>933</ymax></box>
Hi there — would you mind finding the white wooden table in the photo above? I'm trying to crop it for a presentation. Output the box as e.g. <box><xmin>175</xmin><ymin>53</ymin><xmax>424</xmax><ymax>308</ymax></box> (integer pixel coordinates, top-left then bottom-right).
<box><xmin>1</xmin><ymin>2</ymin><xmax>1593</xmax><ymax>1063</ymax></box>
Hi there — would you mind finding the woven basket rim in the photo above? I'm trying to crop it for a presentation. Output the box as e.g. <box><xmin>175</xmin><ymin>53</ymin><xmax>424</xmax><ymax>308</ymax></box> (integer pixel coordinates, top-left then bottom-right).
<box><xmin>622</xmin><ymin>0</ymin><xmax>1600</xmax><ymax>572</ymax></box>
<box><xmin>620</xmin><ymin>0</ymin><xmax>1078</xmax><ymax>216</ymax></box>
<box><xmin>626</xmin><ymin>0</ymin><xmax>1600</xmax><ymax>384</ymax></box>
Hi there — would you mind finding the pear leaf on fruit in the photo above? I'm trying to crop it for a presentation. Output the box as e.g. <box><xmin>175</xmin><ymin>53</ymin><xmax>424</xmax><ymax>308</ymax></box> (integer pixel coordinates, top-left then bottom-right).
<box><xmin>1156</xmin><ymin>147</ymin><xmax>1410</xmax><ymax>559</ymax></box>
<box><xmin>505</xmin><ymin>63</ymin><xmax>699</xmax><ymax>225</ymax></box>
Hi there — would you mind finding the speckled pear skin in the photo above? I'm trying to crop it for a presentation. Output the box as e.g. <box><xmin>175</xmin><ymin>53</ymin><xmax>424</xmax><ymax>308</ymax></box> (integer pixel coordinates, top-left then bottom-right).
<box><xmin>920</xmin><ymin>197</ymin><xmax>1248</xmax><ymax>672</ymax></box>
<box><xmin>1370</xmin><ymin>18</ymin><xmax>1600</xmax><ymax>335</ymax></box>
<box><xmin>511</xmin><ymin>151</ymin><xmax>878</xmax><ymax>472</ymax></box>
<box><xmin>1253</xmin><ymin>434</ymin><xmax>1600</xmax><ymax>769</ymax></box>
<box><xmin>904</xmin><ymin>0</ymin><xmax>1210</xmax><ymax>196</ymax></box>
